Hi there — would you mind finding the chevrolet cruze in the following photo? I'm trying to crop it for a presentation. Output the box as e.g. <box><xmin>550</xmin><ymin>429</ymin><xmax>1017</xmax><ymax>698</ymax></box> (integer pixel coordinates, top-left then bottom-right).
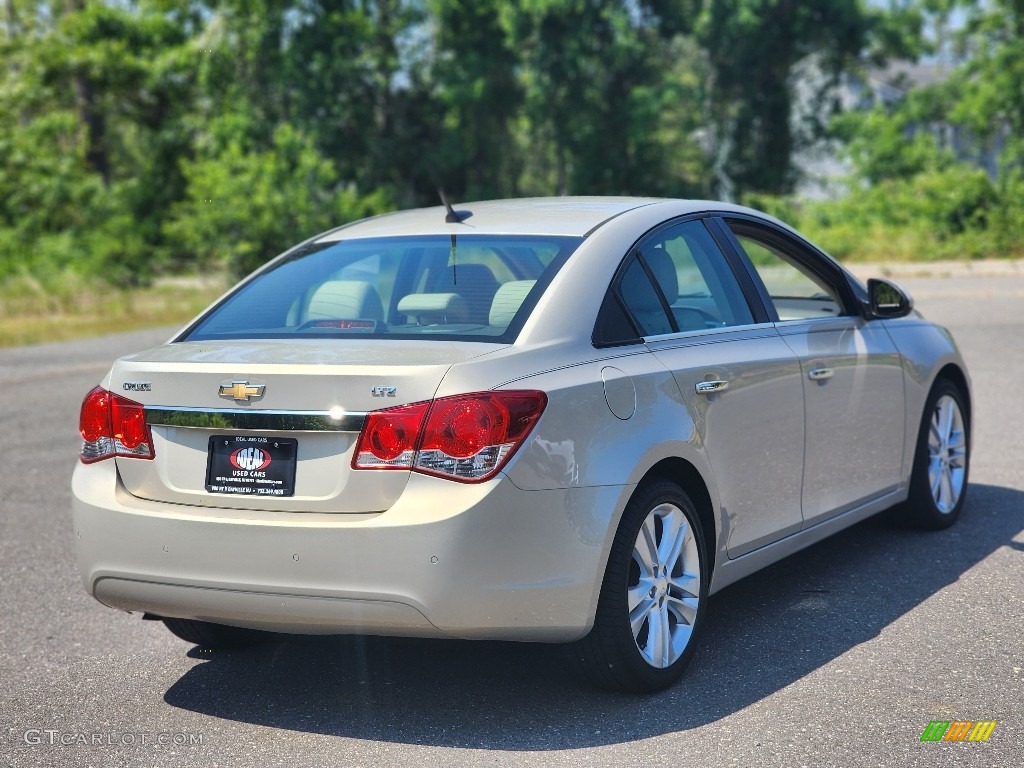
<box><xmin>72</xmin><ymin>198</ymin><xmax>971</xmax><ymax>692</ymax></box>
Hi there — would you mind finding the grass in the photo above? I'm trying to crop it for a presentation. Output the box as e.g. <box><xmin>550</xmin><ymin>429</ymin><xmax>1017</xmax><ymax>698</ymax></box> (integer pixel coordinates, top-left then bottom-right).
<box><xmin>0</xmin><ymin>273</ymin><xmax>229</xmax><ymax>348</ymax></box>
<box><xmin>743</xmin><ymin>189</ymin><xmax>1024</xmax><ymax>263</ymax></box>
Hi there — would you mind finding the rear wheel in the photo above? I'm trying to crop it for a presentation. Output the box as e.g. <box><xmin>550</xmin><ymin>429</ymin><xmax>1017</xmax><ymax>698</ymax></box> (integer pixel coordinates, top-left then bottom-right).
<box><xmin>570</xmin><ymin>480</ymin><xmax>708</xmax><ymax>693</ymax></box>
<box><xmin>161</xmin><ymin>618</ymin><xmax>267</xmax><ymax>650</ymax></box>
<box><xmin>902</xmin><ymin>379</ymin><xmax>970</xmax><ymax>530</ymax></box>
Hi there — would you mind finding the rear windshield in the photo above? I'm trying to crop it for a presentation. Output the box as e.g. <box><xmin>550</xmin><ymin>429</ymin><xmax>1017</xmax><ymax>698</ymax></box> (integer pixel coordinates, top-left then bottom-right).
<box><xmin>181</xmin><ymin>235</ymin><xmax>582</xmax><ymax>343</ymax></box>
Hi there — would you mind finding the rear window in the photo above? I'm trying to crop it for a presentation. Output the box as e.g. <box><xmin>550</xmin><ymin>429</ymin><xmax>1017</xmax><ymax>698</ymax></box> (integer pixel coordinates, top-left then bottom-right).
<box><xmin>182</xmin><ymin>235</ymin><xmax>582</xmax><ymax>343</ymax></box>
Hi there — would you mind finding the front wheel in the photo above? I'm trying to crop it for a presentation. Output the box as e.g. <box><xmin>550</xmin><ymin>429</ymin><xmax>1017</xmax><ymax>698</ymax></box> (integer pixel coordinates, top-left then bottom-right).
<box><xmin>570</xmin><ymin>480</ymin><xmax>708</xmax><ymax>693</ymax></box>
<box><xmin>902</xmin><ymin>379</ymin><xmax>970</xmax><ymax>530</ymax></box>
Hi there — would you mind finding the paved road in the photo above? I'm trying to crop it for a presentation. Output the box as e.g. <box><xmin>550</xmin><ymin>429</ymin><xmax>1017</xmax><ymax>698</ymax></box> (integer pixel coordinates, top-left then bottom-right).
<box><xmin>1</xmin><ymin>279</ymin><xmax>1021</xmax><ymax>768</ymax></box>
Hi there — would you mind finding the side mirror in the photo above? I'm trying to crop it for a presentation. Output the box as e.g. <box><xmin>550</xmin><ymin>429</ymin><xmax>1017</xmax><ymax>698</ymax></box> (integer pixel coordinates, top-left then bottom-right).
<box><xmin>866</xmin><ymin>278</ymin><xmax>913</xmax><ymax>319</ymax></box>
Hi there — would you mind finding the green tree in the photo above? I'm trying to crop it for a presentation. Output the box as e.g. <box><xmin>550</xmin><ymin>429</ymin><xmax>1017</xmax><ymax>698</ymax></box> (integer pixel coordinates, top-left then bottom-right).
<box><xmin>831</xmin><ymin>86</ymin><xmax>955</xmax><ymax>184</ymax></box>
<box><xmin>428</xmin><ymin>0</ymin><xmax>522</xmax><ymax>201</ymax></box>
<box><xmin>809</xmin><ymin>0</ymin><xmax>1024</xmax><ymax>260</ymax></box>
<box><xmin>165</xmin><ymin>123</ymin><xmax>390</xmax><ymax>278</ymax></box>
<box><xmin>693</xmin><ymin>0</ymin><xmax>890</xmax><ymax>197</ymax></box>
<box><xmin>947</xmin><ymin>0</ymin><xmax>1024</xmax><ymax>164</ymax></box>
<box><xmin>277</xmin><ymin>1</ymin><xmax>435</xmax><ymax>206</ymax></box>
<box><xmin>0</xmin><ymin>1</ymin><xmax>195</xmax><ymax>284</ymax></box>
<box><xmin>500</xmin><ymin>0</ymin><xmax>710</xmax><ymax>196</ymax></box>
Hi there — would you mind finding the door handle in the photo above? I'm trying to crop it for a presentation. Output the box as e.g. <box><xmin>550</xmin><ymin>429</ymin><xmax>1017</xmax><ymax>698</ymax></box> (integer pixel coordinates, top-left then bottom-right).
<box><xmin>808</xmin><ymin>367</ymin><xmax>834</xmax><ymax>381</ymax></box>
<box><xmin>695</xmin><ymin>380</ymin><xmax>729</xmax><ymax>394</ymax></box>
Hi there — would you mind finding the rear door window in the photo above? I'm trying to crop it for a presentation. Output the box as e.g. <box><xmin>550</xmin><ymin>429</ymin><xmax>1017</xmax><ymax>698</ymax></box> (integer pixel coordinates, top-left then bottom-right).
<box><xmin>594</xmin><ymin>219</ymin><xmax>754</xmax><ymax>345</ymax></box>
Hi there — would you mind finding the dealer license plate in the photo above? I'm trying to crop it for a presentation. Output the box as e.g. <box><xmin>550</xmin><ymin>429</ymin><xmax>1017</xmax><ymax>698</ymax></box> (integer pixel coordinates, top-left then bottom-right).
<box><xmin>205</xmin><ymin>435</ymin><xmax>297</xmax><ymax>497</ymax></box>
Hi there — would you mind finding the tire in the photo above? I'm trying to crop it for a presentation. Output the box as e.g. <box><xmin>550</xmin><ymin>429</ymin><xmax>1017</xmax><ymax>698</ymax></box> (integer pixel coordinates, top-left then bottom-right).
<box><xmin>569</xmin><ymin>480</ymin><xmax>708</xmax><ymax>693</ymax></box>
<box><xmin>901</xmin><ymin>379</ymin><xmax>970</xmax><ymax>530</ymax></box>
<box><xmin>161</xmin><ymin>617</ymin><xmax>267</xmax><ymax>650</ymax></box>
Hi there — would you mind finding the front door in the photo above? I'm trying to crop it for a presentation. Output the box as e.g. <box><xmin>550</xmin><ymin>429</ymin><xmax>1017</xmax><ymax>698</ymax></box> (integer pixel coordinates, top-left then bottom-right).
<box><xmin>722</xmin><ymin>220</ymin><xmax>906</xmax><ymax>526</ymax></box>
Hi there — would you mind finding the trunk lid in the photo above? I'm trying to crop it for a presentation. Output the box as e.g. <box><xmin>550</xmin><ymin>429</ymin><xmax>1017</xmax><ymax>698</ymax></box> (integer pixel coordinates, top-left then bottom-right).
<box><xmin>110</xmin><ymin>339</ymin><xmax>499</xmax><ymax>512</ymax></box>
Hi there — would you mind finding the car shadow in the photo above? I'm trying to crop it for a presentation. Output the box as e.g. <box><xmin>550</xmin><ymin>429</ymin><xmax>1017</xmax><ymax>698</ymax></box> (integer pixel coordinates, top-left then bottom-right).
<box><xmin>163</xmin><ymin>482</ymin><xmax>1023</xmax><ymax>749</ymax></box>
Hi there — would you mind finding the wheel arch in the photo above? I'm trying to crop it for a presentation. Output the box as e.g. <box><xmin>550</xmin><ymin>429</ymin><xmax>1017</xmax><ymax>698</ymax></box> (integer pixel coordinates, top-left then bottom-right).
<box><xmin>571</xmin><ymin>457</ymin><xmax>717</xmax><ymax>691</ymax></box>
<box><xmin>639</xmin><ymin>457</ymin><xmax>718</xmax><ymax>578</ymax></box>
<box><xmin>932</xmin><ymin>363</ymin><xmax>972</xmax><ymax>428</ymax></box>
<box><xmin>899</xmin><ymin>361</ymin><xmax>972</xmax><ymax>529</ymax></box>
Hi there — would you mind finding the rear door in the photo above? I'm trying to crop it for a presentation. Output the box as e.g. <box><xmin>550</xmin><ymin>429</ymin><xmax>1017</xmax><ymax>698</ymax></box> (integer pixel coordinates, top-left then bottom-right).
<box><xmin>600</xmin><ymin>217</ymin><xmax>806</xmax><ymax>558</ymax></box>
<box><xmin>719</xmin><ymin>217</ymin><xmax>906</xmax><ymax>526</ymax></box>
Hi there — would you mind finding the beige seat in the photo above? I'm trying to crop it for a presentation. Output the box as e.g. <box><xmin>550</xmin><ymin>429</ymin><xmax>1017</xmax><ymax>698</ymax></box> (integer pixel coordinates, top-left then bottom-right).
<box><xmin>489</xmin><ymin>280</ymin><xmax>537</xmax><ymax>327</ymax></box>
<box><xmin>306</xmin><ymin>280</ymin><xmax>384</xmax><ymax>322</ymax></box>
<box><xmin>430</xmin><ymin>264</ymin><xmax>500</xmax><ymax>324</ymax></box>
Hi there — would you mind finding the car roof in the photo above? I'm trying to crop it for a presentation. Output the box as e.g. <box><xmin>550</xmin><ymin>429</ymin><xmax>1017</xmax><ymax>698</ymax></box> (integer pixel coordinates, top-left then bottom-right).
<box><xmin>315</xmin><ymin>197</ymin><xmax>754</xmax><ymax>241</ymax></box>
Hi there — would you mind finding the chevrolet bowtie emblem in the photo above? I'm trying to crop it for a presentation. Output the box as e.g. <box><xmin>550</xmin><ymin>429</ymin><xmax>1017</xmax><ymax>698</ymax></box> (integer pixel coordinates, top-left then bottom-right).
<box><xmin>219</xmin><ymin>381</ymin><xmax>266</xmax><ymax>402</ymax></box>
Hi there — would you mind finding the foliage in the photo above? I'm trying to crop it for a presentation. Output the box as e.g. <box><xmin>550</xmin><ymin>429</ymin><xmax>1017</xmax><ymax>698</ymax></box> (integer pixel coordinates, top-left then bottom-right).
<box><xmin>694</xmin><ymin>0</ymin><xmax>876</xmax><ymax>197</ymax></box>
<box><xmin>831</xmin><ymin>95</ymin><xmax>956</xmax><ymax>184</ymax></box>
<box><xmin>950</xmin><ymin>0</ymin><xmax>1024</xmax><ymax>154</ymax></box>
<box><xmin>784</xmin><ymin>0</ymin><xmax>1024</xmax><ymax>262</ymax></box>
<box><xmin>794</xmin><ymin>165</ymin><xmax>1008</xmax><ymax>262</ymax></box>
<box><xmin>499</xmin><ymin>1</ymin><xmax>711</xmax><ymax>196</ymax></box>
<box><xmin>429</xmin><ymin>0</ymin><xmax>522</xmax><ymax>200</ymax></box>
<box><xmin>165</xmin><ymin>122</ymin><xmax>390</xmax><ymax>278</ymax></box>
<box><xmin>0</xmin><ymin>0</ymin><xmax>1022</xmax><ymax>300</ymax></box>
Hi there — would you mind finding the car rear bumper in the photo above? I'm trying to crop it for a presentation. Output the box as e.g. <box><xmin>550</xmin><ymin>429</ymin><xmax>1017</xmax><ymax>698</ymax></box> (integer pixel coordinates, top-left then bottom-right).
<box><xmin>72</xmin><ymin>460</ymin><xmax>629</xmax><ymax>642</ymax></box>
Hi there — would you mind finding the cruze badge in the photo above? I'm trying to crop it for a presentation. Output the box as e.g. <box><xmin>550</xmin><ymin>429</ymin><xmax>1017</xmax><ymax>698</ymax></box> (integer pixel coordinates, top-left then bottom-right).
<box><xmin>122</xmin><ymin>381</ymin><xmax>152</xmax><ymax>392</ymax></box>
<box><xmin>219</xmin><ymin>381</ymin><xmax>266</xmax><ymax>402</ymax></box>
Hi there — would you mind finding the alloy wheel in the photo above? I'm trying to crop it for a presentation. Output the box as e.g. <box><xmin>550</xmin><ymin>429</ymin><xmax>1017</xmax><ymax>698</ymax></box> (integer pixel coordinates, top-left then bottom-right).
<box><xmin>628</xmin><ymin>502</ymin><xmax>702</xmax><ymax>669</ymax></box>
<box><xmin>928</xmin><ymin>394</ymin><xmax>967</xmax><ymax>514</ymax></box>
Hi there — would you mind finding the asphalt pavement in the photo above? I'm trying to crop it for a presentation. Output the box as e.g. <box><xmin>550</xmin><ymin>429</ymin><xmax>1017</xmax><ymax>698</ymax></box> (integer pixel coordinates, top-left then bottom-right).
<box><xmin>0</xmin><ymin>276</ymin><xmax>1020</xmax><ymax>768</ymax></box>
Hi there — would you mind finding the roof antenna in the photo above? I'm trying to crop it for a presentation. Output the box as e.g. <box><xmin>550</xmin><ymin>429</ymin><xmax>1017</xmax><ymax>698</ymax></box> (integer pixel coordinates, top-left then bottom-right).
<box><xmin>437</xmin><ymin>188</ymin><xmax>470</xmax><ymax>224</ymax></box>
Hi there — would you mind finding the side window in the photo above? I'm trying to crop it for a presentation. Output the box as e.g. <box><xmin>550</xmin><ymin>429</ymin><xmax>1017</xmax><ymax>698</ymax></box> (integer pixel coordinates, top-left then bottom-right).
<box><xmin>729</xmin><ymin>227</ymin><xmax>845</xmax><ymax>321</ymax></box>
<box><xmin>594</xmin><ymin>219</ymin><xmax>755</xmax><ymax>345</ymax></box>
<box><xmin>648</xmin><ymin>221</ymin><xmax>754</xmax><ymax>330</ymax></box>
<box><xmin>620</xmin><ymin>257</ymin><xmax>674</xmax><ymax>337</ymax></box>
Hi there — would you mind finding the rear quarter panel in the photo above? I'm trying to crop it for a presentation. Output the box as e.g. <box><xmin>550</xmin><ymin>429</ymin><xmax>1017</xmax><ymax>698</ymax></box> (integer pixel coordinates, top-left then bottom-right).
<box><xmin>458</xmin><ymin>345</ymin><xmax>721</xmax><ymax>608</ymax></box>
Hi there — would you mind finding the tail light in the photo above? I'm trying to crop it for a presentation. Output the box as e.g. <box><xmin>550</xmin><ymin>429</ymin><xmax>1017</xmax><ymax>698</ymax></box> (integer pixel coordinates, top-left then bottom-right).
<box><xmin>79</xmin><ymin>386</ymin><xmax>155</xmax><ymax>463</ymax></box>
<box><xmin>353</xmin><ymin>390</ymin><xmax>547</xmax><ymax>482</ymax></box>
<box><xmin>352</xmin><ymin>401</ymin><xmax>430</xmax><ymax>469</ymax></box>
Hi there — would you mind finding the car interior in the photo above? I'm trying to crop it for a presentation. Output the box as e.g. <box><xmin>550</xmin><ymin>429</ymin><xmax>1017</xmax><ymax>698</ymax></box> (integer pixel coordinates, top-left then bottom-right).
<box><xmin>201</xmin><ymin>235</ymin><xmax>578</xmax><ymax>341</ymax></box>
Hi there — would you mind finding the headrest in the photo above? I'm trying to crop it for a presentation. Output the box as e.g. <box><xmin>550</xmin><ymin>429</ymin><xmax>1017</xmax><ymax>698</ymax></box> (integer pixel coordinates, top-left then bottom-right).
<box><xmin>397</xmin><ymin>293</ymin><xmax>469</xmax><ymax>324</ymax></box>
<box><xmin>307</xmin><ymin>280</ymin><xmax>383</xmax><ymax>321</ymax></box>
<box><xmin>488</xmin><ymin>280</ymin><xmax>537</xmax><ymax>327</ymax></box>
